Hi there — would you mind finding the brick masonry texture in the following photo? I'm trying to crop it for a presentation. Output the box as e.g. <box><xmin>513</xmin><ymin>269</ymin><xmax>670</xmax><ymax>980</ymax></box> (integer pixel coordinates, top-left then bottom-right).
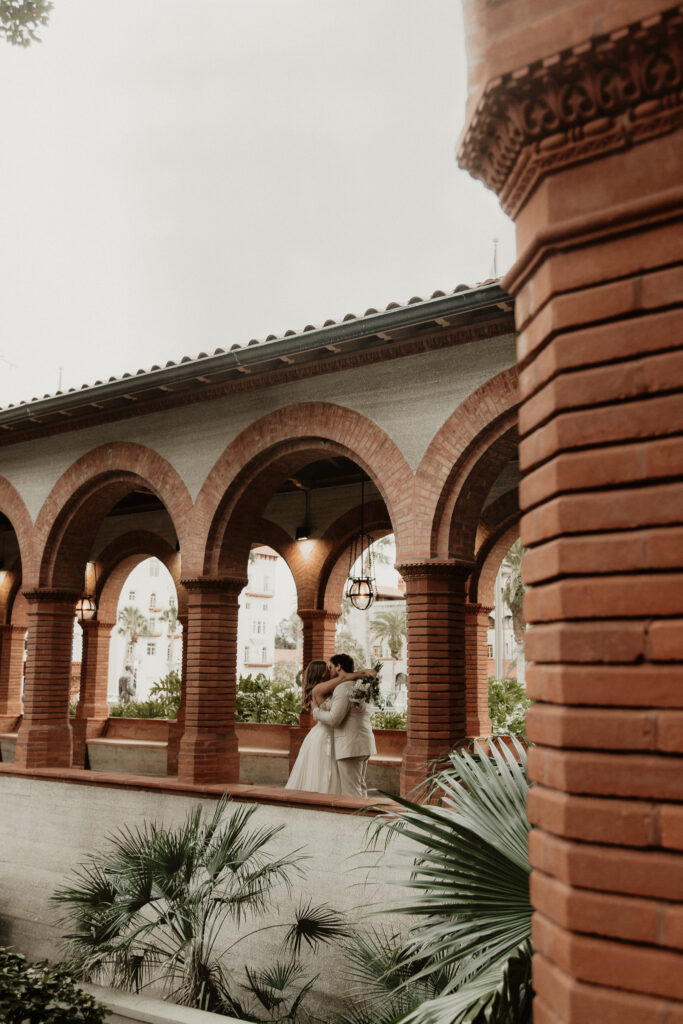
<box><xmin>459</xmin><ymin>0</ymin><xmax>683</xmax><ymax>1018</ymax></box>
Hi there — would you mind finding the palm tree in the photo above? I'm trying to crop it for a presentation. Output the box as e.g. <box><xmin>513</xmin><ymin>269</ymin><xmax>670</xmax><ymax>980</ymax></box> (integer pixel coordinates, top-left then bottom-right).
<box><xmin>117</xmin><ymin>605</ymin><xmax>150</xmax><ymax>680</ymax></box>
<box><xmin>370</xmin><ymin>608</ymin><xmax>406</xmax><ymax>682</ymax></box>
<box><xmin>501</xmin><ymin>540</ymin><xmax>527</xmax><ymax>685</ymax></box>
<box><xmin>53</xmin><ymin>797</ymin><xmax>349</xmax><ymax>1020</ymax></box>
<box><xmin>160</xmin><ymin>602</ymin><xmax>179</xmax><ymax>669</ymax></box>
<box><xmin>355</xmin><ymin>739</ymin><xmax>532</xmax><ymax>1024</ymax></box>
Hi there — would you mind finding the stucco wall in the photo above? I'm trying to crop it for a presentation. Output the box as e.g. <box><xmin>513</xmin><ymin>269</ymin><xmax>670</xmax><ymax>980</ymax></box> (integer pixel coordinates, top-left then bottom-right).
<box><xmin>0</xmin><ymin>776</ymin><xmax>413</xmax><ymax>1013</ymax></box>
<box><xmin>0</xmin><ymin>334</ymin><xmax>516</xmax><ymax>520</ymax></box>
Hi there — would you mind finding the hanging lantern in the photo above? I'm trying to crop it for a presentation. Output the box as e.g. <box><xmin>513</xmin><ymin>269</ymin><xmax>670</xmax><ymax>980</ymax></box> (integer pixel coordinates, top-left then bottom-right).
<box><xmin>346</xmin><ymin>478</ymin><xmax>376</xmax><ymax>611</ymax></box>
<box><xmin>76</xmin><ymin>561</ymin><xmax>97</xmax><ymax>622</ymax></box>
<box><xmin>76</xmin><ymin>596</ymin><xmax>97</xmax><ymax>622</ymax></box>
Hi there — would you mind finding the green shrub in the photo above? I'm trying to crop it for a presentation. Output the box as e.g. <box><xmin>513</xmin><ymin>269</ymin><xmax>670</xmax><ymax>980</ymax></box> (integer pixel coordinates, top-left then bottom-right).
<box><xmin>108</xmin><ymin>699</ymin><xmax>170</xmax><ymax>719</ymax></box>
<box><xmin>371</xmin><ymin>710</ymin><xmax>407</xmax><ymax>730</ymax></box>
<box><xmin>235</xmin><ymin>673</ymin><xmax>301</xmax><ymax>725</ymax></box>
<box><xmin>488</xmin><ymin>676</ymin><xmax>532</xmax><ymax>736</ymax></box>
<box><xmin>108</xmin><ymin>671</ymin><xmax>182</xmax><ymax>719</ymax></box>
<box><xmin>0</xmin><ymin>947</ymin><xmax>107</xmax><ymax>1023</ymax></box>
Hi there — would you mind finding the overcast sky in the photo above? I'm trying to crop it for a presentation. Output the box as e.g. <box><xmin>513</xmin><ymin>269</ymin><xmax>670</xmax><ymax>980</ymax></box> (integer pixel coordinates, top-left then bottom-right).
<box><xmin>0</xmin><ymin>1</ymin><xmax>515</xmax><ymax>408</ymax></box>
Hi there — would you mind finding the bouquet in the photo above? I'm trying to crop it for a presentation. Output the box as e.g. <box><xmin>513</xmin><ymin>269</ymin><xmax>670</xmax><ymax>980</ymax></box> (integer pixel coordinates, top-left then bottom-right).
<box><xmin>349</xmin><ymin>662</ymin><xmax>382</xmax><ymax>708</ymax></box>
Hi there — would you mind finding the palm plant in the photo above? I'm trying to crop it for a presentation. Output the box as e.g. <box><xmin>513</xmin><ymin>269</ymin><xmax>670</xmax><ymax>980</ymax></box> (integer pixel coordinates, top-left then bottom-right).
<box><xmin>117</xmin><ymin>605</ymin><xmax>150</xmax><ymax>677</ymax></box>
<box><xmin>334</xmin><ymin>927</ymin><xmax>453</xmax><ymax>1024</ymax></box>
<box><xmin>359</xmin><ymin>739</ymin><xmax>532</xmax><ymax>1024</ymax></box>
<box><xmin>52</xmin><ymin>798</ymin><xmax>349</xmax><ymax>1021</ymax></box>
<box><xmin>370</xmin><ymin>609</ymin><xmax>406</xmax><ymax>660</ymax></box>
<box><xmin>501</xmin><ymin>540</ymin><xmax>527</xmax><ymax>684</ymax></box>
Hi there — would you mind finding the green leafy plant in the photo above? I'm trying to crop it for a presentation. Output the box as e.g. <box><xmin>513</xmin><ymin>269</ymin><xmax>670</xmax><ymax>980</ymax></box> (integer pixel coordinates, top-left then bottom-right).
<box><xmin>0</xmin><ymin>946</ymin><xmax>106</xmax><ymax>1023</ymax></box>
<box><xmin>0</xmin><ymin>0</ymin><xmax>52</xmax><ymax>46</ymax></box>
<box><xmin>488</xmin><ymin>677</ymin><xmax>531</xmax><ymax>736</ymax></box>
<box><xmin>148</xmin><ymin>670</ymin><xmax>182</xmax><ymax>717</ymax></box>
<box><xmin>371</xmin><ymin>709</ymin><xmax>407</xmax><ymax>730</ymax></box>
<box><xmin>363</xmin><ymin>739</ymin><xmax>532</xmax><ymax>1024</ymax></box>
<box><xmin>333</xmin><ymin>927</ymin><xmax>451</xmax><ymax>1024</ymax></box>
<box><xmin>53</xmin><ymin>797</ymin><xmax>348</xmax><ymax>1021</ymax></box>
<box><xmin>236</xmin><ymin>673</ymin><xmax>301</xmax><ymax>725</ymax></box>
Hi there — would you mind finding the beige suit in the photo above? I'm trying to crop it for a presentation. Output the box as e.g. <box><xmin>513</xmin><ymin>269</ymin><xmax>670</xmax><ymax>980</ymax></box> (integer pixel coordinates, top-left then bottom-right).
<box><xmin>313</xmin><ymin>681</ymin><xmax>377</xmax><ymax>797</ymax></box>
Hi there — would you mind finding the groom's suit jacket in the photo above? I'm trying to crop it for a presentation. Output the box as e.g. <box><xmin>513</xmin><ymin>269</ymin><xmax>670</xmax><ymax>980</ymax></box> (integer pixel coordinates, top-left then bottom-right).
<box><xmin>314</xmin><ymin>681</ymin><xmax>377</xmax><ymax>760</ymax></box>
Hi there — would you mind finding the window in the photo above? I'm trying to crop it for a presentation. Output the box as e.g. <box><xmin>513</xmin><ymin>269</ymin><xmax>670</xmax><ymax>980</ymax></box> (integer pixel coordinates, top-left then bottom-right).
<box><xmin>167</xmin><ymin>644</ymin><xmax>173</xmax><ymax>660</ymax></box>
<box><xmin>244</xmin><ymin>646</ymin><xmax>250</xmax><ymax>663</ymax></box>
<box><xmin>149</xmin><ymin>593</ymin><xmax>156</xmax><ymax>608</ymax></box>
<box><xmin>245</xmin><ymin>601</ymin><xmax>251</xmax><ymax>609</ymax></box>
<box><xmin>254</xmin><ymin>620</ymin><xmax>266</xmax><ymax>635</ymax></box>
<box><xmin>487</xmin><ymin>644</ymin><xmax>494</xmax><ymax>658</ymax></box>
<box><xmin>148</xmin><ymin>618</ymin><xmax>155</xmax><ymax>633</ymax></box>
<box><xmin>262</xmin><ymin>603</ymin><xmax>268</xmax><ymax>611</ymax></box>
<box><xmin>261</xmin><ymin>647</ymin><xmax>267</xmax><ymax>662</ymax></box>
<box><xmin>128</xmin><ymin>591</ymin><xmax>135</xmax><ymax>601</ymax></box>
<box><xmin>373</xmin><ymin>645</ymin><xmax>383</xmax><ymax>657</ymax></box>
<box><xmin>149</xmin><ymin>562</ymin><xmax>160</xmax><ymax>577</ymax></box>
<box><xmin>146</xmin><ymin>643</ymin><xmax>156</xmax><ymax>656</ymax></box>
<box><xmin>126</xmin><ymin>643</ymin><xmax>134</xmax><ymax>659</ymax></box>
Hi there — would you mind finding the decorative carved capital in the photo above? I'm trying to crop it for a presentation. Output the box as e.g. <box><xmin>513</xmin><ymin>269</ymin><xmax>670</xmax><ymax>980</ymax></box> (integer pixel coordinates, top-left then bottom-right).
<box><xmin>297</xmin><ymin>608</ymin><xmax>340</xmax><ymax>623</ymax></box>
<box><xmin>397</xmin><ymin>559</ymin><xmax>474</xmax><ymax>582</ymax></box>
<box><xmin>22</xmin><ymin>587</ymin><xmax>81</xmax><ymax>606</ymax></box>
<box><xmin>458</xmin><ymin>7</ymin><xmax>683</xmax><ymax>216</ymax></box>
<box><xmin>465</xmin><ymin>602</ymin><xmax>494</xmax><ymax>617</ymax></box>
<box><xmin>180</xmin><ymin>575</ymin><xmax>247</xmax><ymax>596</ymax></box>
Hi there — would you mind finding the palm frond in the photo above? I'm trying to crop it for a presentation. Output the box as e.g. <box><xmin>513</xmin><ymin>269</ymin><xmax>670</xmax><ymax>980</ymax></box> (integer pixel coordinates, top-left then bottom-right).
<box><xmin>360</xmin><ymin>738</ymin><xmax>533</xmax><ymax>1024</ymax></box>
<box><xmin>284</xmin><ymin>900</ymin><xmax>351</xmax><ymax>956</ymax></box>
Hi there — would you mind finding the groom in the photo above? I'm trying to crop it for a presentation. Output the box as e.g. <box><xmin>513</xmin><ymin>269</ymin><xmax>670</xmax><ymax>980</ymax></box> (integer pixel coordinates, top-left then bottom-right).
<box><xmin>312</xmin><ymin>653</ymin><xmax>377</xmax><ymax>797</ymax></box>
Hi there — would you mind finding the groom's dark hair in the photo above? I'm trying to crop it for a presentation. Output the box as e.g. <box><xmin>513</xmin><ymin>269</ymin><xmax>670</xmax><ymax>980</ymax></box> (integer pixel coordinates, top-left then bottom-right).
<box><xmin>331</xmin><ymin>653</ymin><xmax>354</xmax><ymax>673</ymax></box>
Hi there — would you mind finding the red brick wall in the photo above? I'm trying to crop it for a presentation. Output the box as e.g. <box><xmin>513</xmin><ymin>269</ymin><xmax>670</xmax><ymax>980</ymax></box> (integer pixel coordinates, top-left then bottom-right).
<box><xmin>461</xmin><ymin>1</ymin><xmax>683</xmax><ymax>1018</ymax></box>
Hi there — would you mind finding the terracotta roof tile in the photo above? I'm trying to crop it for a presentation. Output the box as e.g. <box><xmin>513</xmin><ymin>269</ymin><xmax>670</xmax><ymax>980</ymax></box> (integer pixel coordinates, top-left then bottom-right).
<box><xmin>0</xmin><ymin>280</ymin><xmax>504</xmax><ymax>412</ymax></box>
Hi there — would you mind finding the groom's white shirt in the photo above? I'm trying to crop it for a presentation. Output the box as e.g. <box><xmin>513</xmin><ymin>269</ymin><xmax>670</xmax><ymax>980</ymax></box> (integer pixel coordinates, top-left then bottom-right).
<box><xmin>312</xmin><ymin>681</ymin><xmax>376</xmax><ymax>759</ymax></box>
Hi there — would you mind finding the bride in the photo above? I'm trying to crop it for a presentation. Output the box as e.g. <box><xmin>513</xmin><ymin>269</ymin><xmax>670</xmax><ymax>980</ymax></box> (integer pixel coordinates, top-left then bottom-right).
<box><xmin>285</xmin><ymin>658</ymin><xmax>373</xmax><ymax>794</ymax></box>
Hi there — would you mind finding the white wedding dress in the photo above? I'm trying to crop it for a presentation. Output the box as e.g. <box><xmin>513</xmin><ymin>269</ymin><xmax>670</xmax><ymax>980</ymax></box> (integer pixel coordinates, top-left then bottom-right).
<box><xmin>285</xmin><ymin>699</ymin><xmax>342</xmax><ymax>794</ymax></box>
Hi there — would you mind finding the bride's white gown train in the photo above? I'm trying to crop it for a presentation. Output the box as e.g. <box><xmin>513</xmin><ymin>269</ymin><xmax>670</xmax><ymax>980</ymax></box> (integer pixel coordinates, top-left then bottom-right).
<box><xmin>285</xmin><ymin>699</ymin><xmax>341</xmax><ymax>794</ymax></box>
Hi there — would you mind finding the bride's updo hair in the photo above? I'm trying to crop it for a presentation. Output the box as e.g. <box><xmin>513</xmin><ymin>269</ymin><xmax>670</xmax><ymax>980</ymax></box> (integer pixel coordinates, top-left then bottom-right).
<box><xmin>302</xmin><ymin>659</ymin><xmax>328</xmax><ymax>710</ymax></box>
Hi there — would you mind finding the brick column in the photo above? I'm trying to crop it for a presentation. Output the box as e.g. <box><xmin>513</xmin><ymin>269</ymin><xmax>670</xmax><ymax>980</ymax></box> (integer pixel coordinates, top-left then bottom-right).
<box><xmin>398</xmin><ymin>561</ymin><xmax>470</xmax><ymax>795</ymax></box>
<box><xmin>299</xmin><ymin>608</ymin><xmax>338</xmax><ymax>669</ymax></box>
<box><xmin>177</xmin><ymin>577</ymin><xmax>244</xmax><ymax>785</ymax></box>
<box><xmin>14</xmin><ymin>589</ymin><xmax>78</xmax><ymax>769</ymax></box>
<box><xmin>464</xmin><ymin>603</ymin><xmax>493</xmax><ymax>737</ymax></box>
<box><xmin>459</xmin><ymin>4</ymin><xmax>683</xmax><ymax>1018</ymax></box>
<box><xmin>0</xmin><ymin>624</ymin><xmax>26</xmax><ymax>731</ymax></box>
<box><xmin>71</xmin><ymin>619</ymin><xmax>114</xmax><ymax>768</ymax></box>
<box><xmin>290</xmin><ymin>608</ymin><xmax>339</xmax><ymax>769</ymax></box>
<box><xmin>166</xmin><ymin>613</ymin><xmax>187</xmax><ymax>776</ymax></box>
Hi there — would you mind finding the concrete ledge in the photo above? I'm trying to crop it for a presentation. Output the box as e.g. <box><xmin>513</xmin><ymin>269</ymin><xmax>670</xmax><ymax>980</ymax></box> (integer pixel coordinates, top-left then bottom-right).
<box><xmin>83</xmin><ymin>982</ymin><xmax>247</xmax><ymax>1024</ymax></box>
<box><xmin>87</xmin><ymin>738</ymin><xmax>168</xmax><ymax>777</ymax></box>
<box><xmin>0</xmin><ymin>762</ymin><xmax>397</xmax><ymax>814</ymax></box>
<box><xmin>0</xmin><ymin>733</ymin><xmax>17</xmax><ymax>762</ymax></box>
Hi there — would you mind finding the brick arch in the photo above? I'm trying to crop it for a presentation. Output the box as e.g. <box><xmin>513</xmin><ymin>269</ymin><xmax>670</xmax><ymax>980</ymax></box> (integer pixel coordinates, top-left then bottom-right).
<box><xmin>446</xmin><ymin>425</ymin><xmax>519</xmax><ymax>561</ymax></box>
<box><xmin>414</xmin><ymin>367</ymin><xmax>519</xmax><ymax>560</ymax></box>
<box><xmin>0</xmin><ymin>556</ymin><xmax>23</xmax><ymax>626</ymax></box>
<box><xmin>95</xmin><ymin>531</ymin><xmax>186</xmax><ymax>623</ymax></box>
<box><xmin>193</xmin><ymin>404</ymin><xmax>412</xmax><ymax>575</ymax></box>
<box><xmin>474</xmin><ymin>521</ymin><xmax>521</xmax><ymax>609</ymax></box>
<box><xmin>0</xmin><ymin>476</ymin><xmax>35</xmax><ymax>581</ymax></box>
<box><xmin>9</xmin><ymin>590</ymin><xmax>29</xmax><ymax>628</ymax></box>
<box><xmin>249</xmin><ymin>519</ymin><xmax>303</xmax><ymax>608</ymax></box>
<box><xmin>32</xmin><ymin>444</ymin><xmax>194</xmax><ymax>591</ymax></box>
<box><xmin>479</xmin><ymin>487</ymin><xmax>520</xmax><ymax>538</ymax></box>
<box><xmin>470</xmin><ymin>510</ymin><xmax>521</xmax><ymax>605</ymax></box>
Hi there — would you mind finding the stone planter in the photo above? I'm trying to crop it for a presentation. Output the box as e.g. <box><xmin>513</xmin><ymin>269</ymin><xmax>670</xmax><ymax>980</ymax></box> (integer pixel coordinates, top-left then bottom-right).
<box><xmin>83</xmin><ymin>982</ymin><xmax>249</xmax><ymax>1024</ymax></box>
